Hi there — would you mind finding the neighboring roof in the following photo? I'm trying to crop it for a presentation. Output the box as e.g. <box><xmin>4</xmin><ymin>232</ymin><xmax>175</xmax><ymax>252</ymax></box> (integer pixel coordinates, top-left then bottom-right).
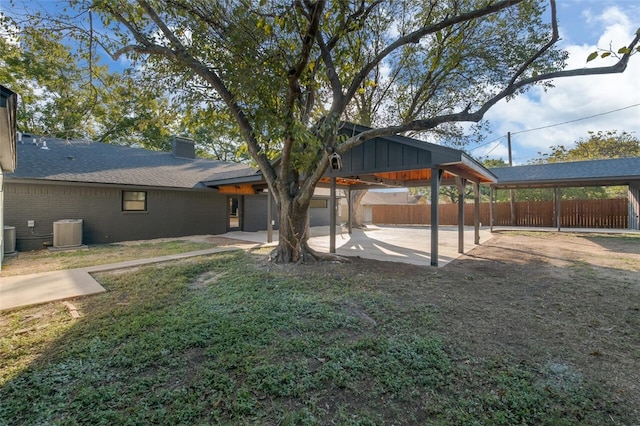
<box><xmin>490</xmin><ymin>157</ymin><xmax>640</xmax><ymax>189</ymax></box>
<box><xmin>361</xmin><ymin>190</ymin><xmax>418</xmax><ymax>205</ymax></box>
<box><xmin>8</xmin><ymin>135</ymin><xmax>257</xmax><ymax>189</ymax></box>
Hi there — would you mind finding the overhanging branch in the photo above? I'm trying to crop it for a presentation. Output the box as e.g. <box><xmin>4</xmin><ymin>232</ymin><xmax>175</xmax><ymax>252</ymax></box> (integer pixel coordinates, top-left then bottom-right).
<box><xmin>344</xmin><ymin>0</ymin><xmax>525</xmax><ymax>106</ymax></box>
<box><xmin>337</xmin><ymin>22</ymin><xmax>640</xmax><ymax>154</ymax></box>
<box><xmin>104</xmin><ymin>1</ymin><xmax>278</xmax><ymax>191</ymax></box>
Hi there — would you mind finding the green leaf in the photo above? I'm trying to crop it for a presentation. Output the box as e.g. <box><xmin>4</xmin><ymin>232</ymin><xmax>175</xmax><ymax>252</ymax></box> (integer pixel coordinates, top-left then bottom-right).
<box><xmin>586</xmin><ymin>51</ymin><xmax>598</xmax><ymax>62</ymax></box>
<box><xmin>617</xmin><ymin>47</ymin><xmax>630</xmax><ymax>55</ymax></box>
<box><xmin>600</xmin><ymin>52</ymin><xmax>611</xmax><ymax>58</ymax></box>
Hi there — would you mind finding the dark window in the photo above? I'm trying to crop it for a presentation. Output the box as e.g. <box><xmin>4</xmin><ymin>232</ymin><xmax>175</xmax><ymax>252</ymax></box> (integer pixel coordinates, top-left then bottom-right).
<box><xmin>122</xmin><ymin>191</ymin><xmax>147</xmax><ymax>211</ymax></box>
<box><xmin>309</xmin><ymin>198</ymin><xmax>328</xmax><ymax>208</ymax></box>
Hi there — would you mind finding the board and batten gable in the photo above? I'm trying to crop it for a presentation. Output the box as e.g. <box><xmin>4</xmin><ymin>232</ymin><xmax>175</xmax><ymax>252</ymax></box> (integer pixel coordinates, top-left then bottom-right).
<box><xmin>338</xmin><ymin>137</ymin><xmax>433</xmax><ymax>176</ymax></box>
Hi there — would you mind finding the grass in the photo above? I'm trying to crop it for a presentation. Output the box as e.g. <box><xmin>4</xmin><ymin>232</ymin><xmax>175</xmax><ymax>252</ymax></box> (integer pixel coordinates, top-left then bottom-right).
<box><xmin>0</xmin><ymin>239</ymin><xmax>221</xmax><ymax>276</ymax></box>
<box><xmin>0</xmin><ymin>251</ymin><xmax>617</xmax><ymax>425</ymax></box>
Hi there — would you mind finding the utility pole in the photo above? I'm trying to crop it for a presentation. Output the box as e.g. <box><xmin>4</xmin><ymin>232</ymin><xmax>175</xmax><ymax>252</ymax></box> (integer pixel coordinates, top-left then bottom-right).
<box><xmin>508</xmin><ymin>132</ymin><xmax>516</xmax><ymax>226</ymax></box>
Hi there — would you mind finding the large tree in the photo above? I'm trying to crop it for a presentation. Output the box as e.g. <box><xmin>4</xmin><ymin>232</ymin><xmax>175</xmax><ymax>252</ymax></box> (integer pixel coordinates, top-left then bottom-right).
<box><xmin>10</xmin><ymin>0</ymin><xmax>639</xmax><ymax>262</ymax></box>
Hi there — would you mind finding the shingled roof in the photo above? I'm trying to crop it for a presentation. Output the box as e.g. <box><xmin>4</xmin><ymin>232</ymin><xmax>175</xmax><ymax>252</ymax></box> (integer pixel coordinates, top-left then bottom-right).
<box><xmin>7</xmin><ymin>136</ymin><xmax>257</xmax><ymax>189</ymax></box>
<box><xmin>490</xmin><ymin>157</ymin><xmax>640</xmax><ymax>189</ymax></box>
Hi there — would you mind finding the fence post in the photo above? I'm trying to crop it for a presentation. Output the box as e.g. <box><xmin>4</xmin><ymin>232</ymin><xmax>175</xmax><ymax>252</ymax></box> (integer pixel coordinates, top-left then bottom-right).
<box><xmin>555</xmin><ymin>187</ymin><xmax>561</xmax><ymax>231</ymax></box>
<box><xmin>490</xmin><ymin>186</ymin><xmax>494</xmax><ymax>232</ymax></box>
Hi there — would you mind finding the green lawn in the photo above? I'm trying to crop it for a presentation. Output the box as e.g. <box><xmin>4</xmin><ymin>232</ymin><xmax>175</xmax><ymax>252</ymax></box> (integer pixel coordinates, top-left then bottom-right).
<box><xmin>1</xmin><ymin>239</ymin><xmax>222</xmax><ymax>276</ymax></box>
<box><xmin>0</xmin><ymin>251</ymin><xmax>613</xmax><ymax>425</ymax></box>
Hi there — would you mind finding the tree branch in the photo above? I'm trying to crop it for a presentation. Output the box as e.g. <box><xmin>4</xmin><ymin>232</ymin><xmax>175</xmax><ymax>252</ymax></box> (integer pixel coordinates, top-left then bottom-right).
<box><xmin>324</xmin><ymin>0</ymin><xmax>385</xmax><ymax>52</ymax></box>
<box><xmin>344</xmin><ymin>0</ymin><xmax>525</xmax><ymax>107</ymax></box>
<box><xmin>105</xmin><ymin>1</ymin><xmax>278</xmax><ymax>194</ymax></box>
<box><xmin>279</xmin><ymin>2</ymin><xmax>326</xmax><ymax>190</ymax></box>
<box><xmin>286</xmin><ymin>0</ymin><xmax>324</xmax><ymax>107</ymax></box>
<box><xmin>507</xmin><ymin>0</ymin><xmax>560</xmax><ymax>87</ymax></box>
<box><xmin>338</xmin><ymin>25</ymin><xmax>640</xmax><ymax>154</ymax></box>
<box><xmin>315</xmin><ymin>33</ymin><xmax>344</xmax><ymax>111</ymax></box>
<box><xmin>475</xmin><ymin>25</ymin><xmax>640</xmax><ymax>118</ymax></box>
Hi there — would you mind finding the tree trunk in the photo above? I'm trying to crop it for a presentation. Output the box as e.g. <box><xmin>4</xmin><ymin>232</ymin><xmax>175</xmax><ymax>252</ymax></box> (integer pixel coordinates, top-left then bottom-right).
<box><xmin>270</xmin><ymin>196</ymin><xmax>313</xmax><ymax>263</ymax></box>
<box><xmin>350</xmin><ymin>189</ymin><xmax>368</xmax><ymax>228</ymax></box>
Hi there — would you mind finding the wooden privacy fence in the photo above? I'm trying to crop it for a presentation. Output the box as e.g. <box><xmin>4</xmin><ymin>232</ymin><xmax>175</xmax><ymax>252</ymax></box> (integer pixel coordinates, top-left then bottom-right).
<box><xmin>371</xmin><ymin>198</ymin><xmax>629</xmax><ymax>229</ymax></box>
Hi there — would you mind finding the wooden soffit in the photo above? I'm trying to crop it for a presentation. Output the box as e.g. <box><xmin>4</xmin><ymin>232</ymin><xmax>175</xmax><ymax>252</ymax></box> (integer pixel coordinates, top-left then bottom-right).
<box><xmin>217</xmin><ymin>183</ymin><xmax>258</xmax><ymax>195</ymax></box>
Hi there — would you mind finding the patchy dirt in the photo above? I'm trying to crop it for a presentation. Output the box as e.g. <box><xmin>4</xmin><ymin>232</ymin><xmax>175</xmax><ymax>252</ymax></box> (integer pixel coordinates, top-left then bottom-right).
<box><xmin>3</xmin><ymin>231</ymin><xmax>639</xmax><ymax>420</ymax></box>
<box><xmin>258</xmin><ymin>231</ymin><xmax>640</xmax><ymax>420</ymax></box>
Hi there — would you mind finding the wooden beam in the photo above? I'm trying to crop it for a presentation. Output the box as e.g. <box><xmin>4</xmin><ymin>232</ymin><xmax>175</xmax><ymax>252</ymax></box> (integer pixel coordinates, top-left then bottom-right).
<box><xmin>218</xmin><ymin>184</ymin><xmax>257</xmax><ymax>195</ymax></box>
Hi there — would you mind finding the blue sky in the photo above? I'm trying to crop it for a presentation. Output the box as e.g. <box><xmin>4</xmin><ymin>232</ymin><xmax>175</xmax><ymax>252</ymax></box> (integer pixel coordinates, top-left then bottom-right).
<box><xmin>474</xmin><ymin>0</ymin><xmax>640</xmax><ymax>164</ymax></box>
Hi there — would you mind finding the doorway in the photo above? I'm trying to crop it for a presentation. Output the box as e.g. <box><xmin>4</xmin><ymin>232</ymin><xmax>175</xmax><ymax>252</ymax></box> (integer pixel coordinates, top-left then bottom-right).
<box><xmin>228</xmin><ymin>196</ymin><xmax>242</xmax><ymax>231</ymax></box>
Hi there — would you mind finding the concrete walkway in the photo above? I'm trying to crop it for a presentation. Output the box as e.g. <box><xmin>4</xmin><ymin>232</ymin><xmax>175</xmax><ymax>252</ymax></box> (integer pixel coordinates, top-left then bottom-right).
<box><xmin>0</xmin><ymin>245</ymin><xmax>256</xmax><ymax>312</ymax></box>
<box><xmin>1</xmin><ymin>226</ymin><xmax>492</xmax><ymax>312</ymax></box>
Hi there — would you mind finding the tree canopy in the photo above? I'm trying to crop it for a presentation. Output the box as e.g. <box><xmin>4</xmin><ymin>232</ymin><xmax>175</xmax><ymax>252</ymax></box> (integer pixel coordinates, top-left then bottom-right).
<box><xmin>535</xmin><ymin>130</ymin><xmax>640</xmax><ymax>163</ymax></box>
<box><xmin>4</xmin><ymin>0</ymin><xmax>639</xmax><ymax>262</ymax></box>
<box><xmin>0</xmin><ymin>22</ymin><xmax>174</xmax><ymax>147</ymax></box>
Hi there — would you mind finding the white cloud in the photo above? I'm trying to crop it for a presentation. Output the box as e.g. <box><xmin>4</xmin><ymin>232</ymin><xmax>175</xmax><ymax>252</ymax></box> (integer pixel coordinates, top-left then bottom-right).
<box><xmin>481</xmin><ymin>5</ymin><xmax>640</xmax><ymax>163</ymax></box>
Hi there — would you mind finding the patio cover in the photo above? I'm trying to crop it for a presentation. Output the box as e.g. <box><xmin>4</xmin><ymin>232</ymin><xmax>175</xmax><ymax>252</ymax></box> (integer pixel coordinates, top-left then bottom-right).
<box><xmin>489</xmin><ymin>157</ymin><xmax>640</xmax><ymax>230</ymax></box>
<box><xmin>490</xmin><ymin>157</ymin><xmax>640</xmax><ymax>189</ymax></box>
<box><xmin>204</xmin><ymin>123</ymin><xmax>497</xmax><ymax>266</ymax></box>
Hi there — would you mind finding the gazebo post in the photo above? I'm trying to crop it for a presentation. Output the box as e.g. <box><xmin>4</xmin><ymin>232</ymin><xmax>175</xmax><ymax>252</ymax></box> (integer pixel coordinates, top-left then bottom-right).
<box><xmin>329</xmin><ymin>176</ymin><xmax>336</xmax><ymax>253</ymax></box>
<box><xmin>473</xmin><ymin>181</ymin><xmax>480</xmax><ymax>245</ymax></box>
<box><xmin>455</xmin><ymin>176</ymin><xmax>466</xmax><ymax>254</ymax></box>
<box><xmin>431</xmin><ymin>167</ymin><xmax>443</xmax><ymax>266</ymax></box>
<box><xmin>267</xmin><ymin>190</ymin><xmax>273</xmax><ymax>243</ymax></box>
<box><xmin>347</xmin><ymin>186</ymin><xmax>353</xmax><ymax>235</ymax></box>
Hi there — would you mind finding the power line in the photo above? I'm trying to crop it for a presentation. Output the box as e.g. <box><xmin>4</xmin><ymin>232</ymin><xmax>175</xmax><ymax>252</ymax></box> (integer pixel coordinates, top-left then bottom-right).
<box><xmin>510</xmin><ymin>103</ymin><xmax>640</xmax><ymax>135</ymax></box>
<box><xmin>469</xmin><ymin>135</ymin><xmax>506</xmax><ymax>151</ymax></box>
<box><xmin>469</xmin><ymin>103</ymin><xmax>640</xmax><ymax>155</ymax></box>
<box><xmin>483</xmin><ymin>139</ymin><xmax>503</xmax><ymax>156</ymax></box>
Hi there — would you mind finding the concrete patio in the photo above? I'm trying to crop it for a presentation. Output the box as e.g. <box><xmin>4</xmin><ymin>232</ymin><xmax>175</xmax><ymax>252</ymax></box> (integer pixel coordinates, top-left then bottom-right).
<box><xmin>226</xmin><ymin>224</ymin><xmax>494</xmax><ymax>267</ymax></box>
